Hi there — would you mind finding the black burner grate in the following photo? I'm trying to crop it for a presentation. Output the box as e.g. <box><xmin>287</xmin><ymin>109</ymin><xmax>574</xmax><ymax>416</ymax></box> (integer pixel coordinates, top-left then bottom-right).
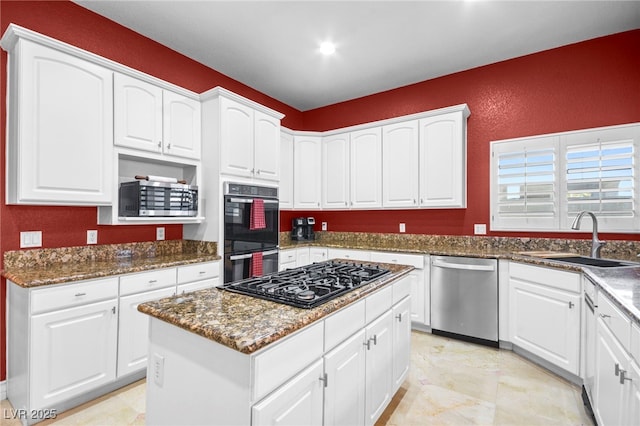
<box><xmin>222</xmin><ymin>260</ymin><xmax>390</xmax><ymax>308</ymax></box>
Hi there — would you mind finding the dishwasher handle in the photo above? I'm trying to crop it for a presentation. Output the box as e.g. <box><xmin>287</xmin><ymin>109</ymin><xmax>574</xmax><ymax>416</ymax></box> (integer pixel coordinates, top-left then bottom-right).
<box><xmin>431</xmin><ymin>259</ymin><xmax>496</xmax><ymax>272</ymax></box>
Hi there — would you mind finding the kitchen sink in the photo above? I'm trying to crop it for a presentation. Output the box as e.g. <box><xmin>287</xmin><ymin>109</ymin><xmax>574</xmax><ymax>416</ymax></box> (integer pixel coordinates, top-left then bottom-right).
<box><xmin>541</xmin><ymin>256</ymin><xmax>639</xmax><ymax>268</ymax></box>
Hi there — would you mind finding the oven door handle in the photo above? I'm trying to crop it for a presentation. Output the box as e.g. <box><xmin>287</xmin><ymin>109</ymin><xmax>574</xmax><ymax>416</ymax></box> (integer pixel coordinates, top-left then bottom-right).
<box><xmin>229</xmin><ymin>249</ymin><xmax>278</xmax><ymax>261</ymax></box>
<box><xmin>227</xmin><ymin>197</ymin><xmax>279</xmax><ymax>204</ymax></box>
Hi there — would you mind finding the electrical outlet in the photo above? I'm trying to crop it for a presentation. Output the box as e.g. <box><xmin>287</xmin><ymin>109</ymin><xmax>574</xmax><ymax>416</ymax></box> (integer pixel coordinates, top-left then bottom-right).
<box><xmin>322</xmin><ymin>222</ymin><xmax>328</xmax><ymax>231</ymax></box>
<box><xmin>474</xmin><ymin>224</ymin><xmax>487</xmax><ymax>235</ymax></box>
<box><xmin>20</xmin><ymin>231</ymin><xmax>42</xmax><ymax>248</ymax></box>
<box><xmin>87</xmin><ymin>230</ymin><xmax>98</xmax><ymax>245</ymax></box>
<box><xmin>399</xmin><ymin>223</ymin><xmax>406</xmax><ymax>233</ymax></box>
<box><xmin>156</xmin><ymin>227</ymin><xmax>165</xmax><ymax>241</ymax></box>
<box><xmin>153</xmin><ymin>353</ymin><xmax>165</xmax><ymax>387</ymax></box>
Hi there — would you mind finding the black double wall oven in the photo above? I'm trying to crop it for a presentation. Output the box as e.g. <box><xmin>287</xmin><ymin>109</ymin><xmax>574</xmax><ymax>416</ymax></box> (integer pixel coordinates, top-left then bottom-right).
<box><xmin>224</xmin><ymin>182</ymin><xmax>279</xmax><ymax>283</ymax></box>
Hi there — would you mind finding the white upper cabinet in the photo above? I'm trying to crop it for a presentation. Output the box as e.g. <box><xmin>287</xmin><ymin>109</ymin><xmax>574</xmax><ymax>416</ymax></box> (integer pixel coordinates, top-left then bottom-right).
<box><xmin>218</xmin><ymin>94</ymin><xmax>280</xmax><ymax>181</ymax></box>
<box><xmin>419</xmin><ymin>110</ymin><xmax>467</xmax><ymax>208</ymax></box>
<box><xmin>351</xmin><ymin>127</ymin><xmax>382</xmax><ymax>209</ymax></box>
<box><xmin>162</xmin><ymin>90</ymin><xmax>201</xmax><ymax>160</ymax></box>
<box><xmin>114</xmin><ymin>73</ymin><xmax>201</xmax><ymax>160</ymax></box>
<box><xmin>5</xmin><ymin>39</ymin><xmax>113</xmax><ymax>205</ymax></box>
<box><xmin>293</xmin><ymin>135</ymin><xmax>322</xmax><ymax>209</ymax></box>
<box><xmin>382</xmin><ymin>121</ymin><xmax>419</xmax><ymax>208</ymax></box>
<box><xmin>279</xmin><ymin>130</ymin><xmax>294</xmax><ymax>209</ymax></box>
<box><xmin>322</xmin><ymin>132</ymin><xmax>350</xmax><ymax>209</ymax></box>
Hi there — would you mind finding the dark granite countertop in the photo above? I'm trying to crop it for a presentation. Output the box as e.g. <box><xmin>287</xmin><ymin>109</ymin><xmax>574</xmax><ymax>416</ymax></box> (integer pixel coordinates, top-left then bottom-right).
<box><xmin>138</xmin><ymin>262</ymin><xmax>413</xmax><ymax>354</ymax></box>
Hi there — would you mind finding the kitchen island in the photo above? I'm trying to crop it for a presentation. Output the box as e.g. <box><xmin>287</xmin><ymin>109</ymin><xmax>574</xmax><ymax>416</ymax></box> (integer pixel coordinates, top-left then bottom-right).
<box><xmin>138</xmin><ymin>260</ymin><xmax>413</xmax><ymax>426</ymax></box>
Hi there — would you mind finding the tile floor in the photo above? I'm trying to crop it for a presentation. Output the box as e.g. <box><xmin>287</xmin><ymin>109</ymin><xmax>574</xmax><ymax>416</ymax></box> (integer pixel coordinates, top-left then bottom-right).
<box><xmin>1</xmin><ymin>331</ymin><xmax>594</xmax><ymax>425</ymax></box>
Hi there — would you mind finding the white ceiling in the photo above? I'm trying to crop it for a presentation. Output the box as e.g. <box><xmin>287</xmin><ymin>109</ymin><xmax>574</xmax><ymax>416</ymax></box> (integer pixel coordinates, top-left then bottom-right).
<box><xmin>74</xmin><ymin>0</ymin><xmax>640</xmax><ymax>111</ymax></box>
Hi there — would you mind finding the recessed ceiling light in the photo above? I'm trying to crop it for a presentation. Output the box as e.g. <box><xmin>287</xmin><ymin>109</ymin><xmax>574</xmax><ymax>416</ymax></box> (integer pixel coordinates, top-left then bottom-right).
<box><xmin>319</xmin><ymin>41</ymin><xmax>336</xmax><ymax>55</ymax></box>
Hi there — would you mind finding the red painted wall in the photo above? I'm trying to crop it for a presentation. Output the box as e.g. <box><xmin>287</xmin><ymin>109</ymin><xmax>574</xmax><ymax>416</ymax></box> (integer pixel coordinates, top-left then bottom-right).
<box><xmin>0</xmin><ymin>0</ymin><xmax>304</xmax><ymax>381</ymax></box>
<box><xmin>284</xmin><ymin>29</ymin><xmax>640</xmax><ymax>242</ymax></box>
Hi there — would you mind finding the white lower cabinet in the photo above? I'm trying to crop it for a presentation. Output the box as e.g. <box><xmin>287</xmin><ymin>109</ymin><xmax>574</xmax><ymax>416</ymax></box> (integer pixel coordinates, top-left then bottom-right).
<box><xmin>324</xmin><ymin>330</ymin><xmax>367</xmax><ymax>426</ymax></box>
<box><xmin>117</xmin><ymin>286</ymin><xmax>176</xmax><ymax>378</ymax></box>
<box><xmin>176</xmin><ymin>261</ymin><xmax>221</xmax><ymax>293</ymax></box>
<box><xmin>309</xmin><ymin>247</ymin><xmax>328</xmax><ymax>263</ymax></box>
<box><xmin>365</xmin><ymin>311</ymin><xmax>394</xmax><ymax>426</ymax></box>
<box><xmin>252</xmin><ymin>359</ymin><xmax>324</xmax><ymax>426</ymax></box>
<box><xmin>31</xmin><ymin>298</ymin><xmax>119</xmax><ymax>410</ymax></box>
<box><xmin>508</xmin><ymin>262</ymin><xmax>581</xmax><ymax>375</ymax></box>
<box><xmin>392</xmin><ymin>296</ymin><xmax>411</xmax><ymax>393</ymax></box>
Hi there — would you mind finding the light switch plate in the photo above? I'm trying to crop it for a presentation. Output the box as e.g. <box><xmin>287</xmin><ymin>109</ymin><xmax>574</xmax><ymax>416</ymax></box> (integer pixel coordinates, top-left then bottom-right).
<box><xmin>153</xmin><ymin>353</ymin><xmax>164</xmax><ymax>387</ymax></box>
<box><xmin>87</xmin><ymin>230</ymin><xmax>98</xmax><ymax>245</ymax></box>
<box><xmin>156</xmin><ymin>227</ymin><xmax>165</xmax><ymax>240</ymax></box>
<box><xmin>474</xmin><ymin>224</ymin><xmax>487</xmax><ymax>235</ymax></box>
<box><xmin>399</xmin><ymin>223</ymin><xmax>406</xmax><ymax>233</ymax></box>
<box><xmin>322</xmin><ymin>222</ymin><xmax>328</xmax><ymax>231</ymax></box>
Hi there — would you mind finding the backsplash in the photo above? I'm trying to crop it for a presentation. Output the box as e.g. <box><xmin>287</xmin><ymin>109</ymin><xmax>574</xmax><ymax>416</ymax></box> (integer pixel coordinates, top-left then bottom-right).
<box><xmin>4</xmin><ymin>239</ymin><xmax>217</xmax><ymax>269</ymax></box>
<box><xmin>280</xmin><ymin>232</ymin><xmax>640</xmax><ymax>261</ymax></box>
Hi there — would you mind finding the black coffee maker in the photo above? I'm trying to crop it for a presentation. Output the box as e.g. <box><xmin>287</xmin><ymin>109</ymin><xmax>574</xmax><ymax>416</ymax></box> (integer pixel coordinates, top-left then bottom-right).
<box><xmin>291</xmin><ymin>217</ymin><xmax>315</xmax><ymax>241</ymax></box>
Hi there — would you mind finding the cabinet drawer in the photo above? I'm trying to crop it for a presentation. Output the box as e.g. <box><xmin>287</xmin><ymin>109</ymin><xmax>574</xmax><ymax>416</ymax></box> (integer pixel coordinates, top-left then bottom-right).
<box><xmin>392</xmin><ymin>276</ymin><xmax>411</xmax><ymax>304</ymax></box>
<box><xmin>31</xmin><ymin>277</ymin><xmax>119</xmax><ymax>314</ymax></box>
<box><xmin>177</xmin><ymin>262</ymin><xmax>219</xmax><ymax>284</ymax></box>
<box><xmin>370</xmin><ymin>252</ymin><xmax>424</xmax><ymax>269</ymax></box>
<box><xmin>327</xmin><ymin>248</ymin><xmax>371</xmax><ymax>262</ymax></box>
<box><xmin>598</xmin><ymin>293</ymin><xmax>631</xmax><ymax>352</ymax></box>
<box><xmin>279</xmin><ymin>250</ymin><xmax>297</xmax><ymax>264</ymax></box>
<box><xmin>510</xmin><ymin>262</ymin><xmax>581</xmax><ymax>293</ymax></box>
<box><xmin>324</xmin><ymin>299</ymin><xmax>365</xmax><ymax>351</ymax></box>
<box><xmin>632</xmin><ymin>323</ymin><xmax>640</xmax><ymax>363</ymax></box>
<box><xmin>252</xmin><ymin>321</ymin><xmax>324</xmax><ymax>402</ymax></box>
<box><xmin>177</xmin><ymin>278</ymin><xmax>219</xmax><ymax>294</ymax></box>
<box><xmin>119</xmin><ymin>268</ymin><xmax>177</xmax><ymax>296</ymax></box>
<box><xmin>366</xmin><ymin>285</ymin><xmax>393</xmax><ymax>324</ymax></box>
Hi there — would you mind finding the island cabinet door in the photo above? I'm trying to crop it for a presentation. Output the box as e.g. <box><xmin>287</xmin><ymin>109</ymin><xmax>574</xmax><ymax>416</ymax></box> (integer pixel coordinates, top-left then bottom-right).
<box><xmin>364</xmin><ymin>310</ymin><xmax>394</xmax><ymax>426</ymax></box>
<box><xmin>324</xmin><ymin>329</ymin><xmax>366</xmax><ymax>426</ymax></box>
<box><xmin>252</xmin><ymin>359</ymin><xmax>324</xmax><ymax>426</ymax></box>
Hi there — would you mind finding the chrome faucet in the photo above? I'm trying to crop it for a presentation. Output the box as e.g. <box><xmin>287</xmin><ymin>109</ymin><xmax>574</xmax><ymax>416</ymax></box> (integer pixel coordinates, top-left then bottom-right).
<box><xmin>571</xmin><ymin>211</ymin><xmax>606</xmax><ymax>258</ymax></box>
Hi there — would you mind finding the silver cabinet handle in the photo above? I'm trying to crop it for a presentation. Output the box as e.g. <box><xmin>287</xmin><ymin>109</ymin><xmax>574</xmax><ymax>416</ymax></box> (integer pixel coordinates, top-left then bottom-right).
<box><xmin>149</xmin><ymin>279</ymin><xmax>158</xmax><ymax>284</ymax></box>
<box><xmin>256</xmin><ymin>170</ymin><xmax>261</xmax><ymax>175</ymax></box>
<box><xmin>111</xmin><ymin>306</ymin><xmax>117</xmax><ymax>314</ymax></box>
<box><xmin>620</xmin><ymin>370</ymin><xmax>632</xmax><ymax>385</ymax></box>
<box><xmin>363</xmin><ymin>340</ymin><xmax>371</xmax><ymax>350</ymax></box>
<box><xmin>199</xmin><ymin>271</ymin><xmax>207</xmax><ymax>275</ymax></box>
<box><xmin>413</xmin><ymin>199</ymin><xmax>416</xmax><ymax>204</ymax></box>
<box><xmin>396</xmin><ymin>313</ymin><xmax>403</xmax><ymax>322</ymax></box>
<box><xmin>370</xmin><ymin>335</ymin><xmax>377</xmax><ymax>346</ymax></box>
<box><xmin>569</xmin><ymin>301</ymin><xmax>575</xmax><ymax>309</ymax></box>
<box><xmin>157</xmin><ymin>141</ymin><xmax>162</xmax><ymax>148</ymax></box>
<box><xmin>75</xmin><ymin>292</ymin><xmax>86</xmax><ymax>297</ymax></box>
<box><xmin>600</xmin><ymin>313</ymin><xmax>611</xmax><ymax>319</ymax></box>
<box><xmin>167</xmin><ymin>143</ymin><xmax>171</xmax><ymax>149</ymax></box>
<box><xmin>319</xmin><ymin>373</ymin><xmax>328</xmax><ymax>387</ymax></box>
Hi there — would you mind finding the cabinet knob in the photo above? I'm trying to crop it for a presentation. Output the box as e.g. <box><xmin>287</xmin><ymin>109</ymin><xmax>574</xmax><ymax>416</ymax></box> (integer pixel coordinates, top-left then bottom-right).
<box><xmin>413</xmin><ymin>199</ymin><xmax>416</xmax><ymax>204</ymax></box>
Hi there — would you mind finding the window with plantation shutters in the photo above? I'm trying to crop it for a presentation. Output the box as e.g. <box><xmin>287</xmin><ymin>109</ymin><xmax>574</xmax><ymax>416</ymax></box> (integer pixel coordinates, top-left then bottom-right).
<box><xmin>491</xmin><ymin>123</ymin><xmax>640</xmax><ymax>232</ymax></box>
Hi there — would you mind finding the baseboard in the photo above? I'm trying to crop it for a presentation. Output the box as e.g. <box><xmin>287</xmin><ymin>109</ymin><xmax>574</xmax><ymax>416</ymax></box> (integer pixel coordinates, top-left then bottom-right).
<box><xmin>1</xmin><ymin>380</ymin><xmax>6</xmax><ymax>400</ymax></box>
<box><xmin>512</xmin><ymin>344</ymin><xmax>582</xmax><ymax>386</ymax></box>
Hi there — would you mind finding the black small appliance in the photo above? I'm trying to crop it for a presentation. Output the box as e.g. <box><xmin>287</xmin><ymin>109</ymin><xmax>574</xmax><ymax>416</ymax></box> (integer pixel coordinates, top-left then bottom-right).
<box><xmin>291</xmin><ymin>217</ymin><xmax>315</xmax><ymax>241</ymax></box>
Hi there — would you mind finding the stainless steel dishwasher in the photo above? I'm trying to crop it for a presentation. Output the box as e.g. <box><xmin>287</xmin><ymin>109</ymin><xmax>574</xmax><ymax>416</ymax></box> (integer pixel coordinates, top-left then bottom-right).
<box><xmin>430</xmin><ymin>256</ymin><xmax>498</xmax><ymax>346</ymax></box>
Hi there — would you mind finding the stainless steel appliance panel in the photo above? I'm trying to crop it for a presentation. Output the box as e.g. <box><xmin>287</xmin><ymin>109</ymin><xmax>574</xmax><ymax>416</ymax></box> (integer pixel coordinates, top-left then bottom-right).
<box><xmin>431</xmin><ymin>256</ymin><xmax>498</xmax><ymax>343</ymax></box>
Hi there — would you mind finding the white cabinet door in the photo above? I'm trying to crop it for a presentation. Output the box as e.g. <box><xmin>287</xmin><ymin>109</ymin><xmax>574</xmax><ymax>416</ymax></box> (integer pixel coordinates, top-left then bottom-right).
<box><xmin>30</xmin><ymin>299</ymin><xmax>118</xmax><ymax>410</ymax></box>
<box><xmin>296</xmin><ymin>248</ymin><xmax>311</xmax><ymax>267</ymax></box>
<box><xmin>351</xmin><ymin>128</ymin><xmax>382</xmax><ymax>209</ymax></box>
<box><xmin>509</xmin><ymin>278</ymin><xmax>580</xmax><ymax>375</ymax></box>
<box><xmin>323</xmin><ymin>133</ymin><xmax>351</xmax><ymax>209</ymax></box>
<box><xmin>419</xmin><ymin>111</ymin><xmax>466</xmax><ymax>208</ymax></box>
<box><xmin>177</xmin><ymin>278</ymin><xmax>220</xmax><ymax>293</ymax></box>
<box><xmin>163</xmin><ymin>90</ymin><xmax>201</xmax><ymax>160</ymax></box>
<box><xmin>279</xmin><ymin>131</ymin><xmax>294</xmax><ymax>208</ymax></box>
<box><xmin>254</xmin><ymin>110</ymin><xmax>280</xmax><ymax>181</ymax></box>
<box><xmin>114</xmin><ymin>73</ymin><xmax>163</xmax><ymax>153</ymax></box>
<box><xmin>365</xmin><ymin>310</ymin><xmax>393</xmax><ymax>426</ymax></box>
<box><xmin>324</xmin><ymin>329</ymin><xmax>366</xmax><ymax>426</ymax></box>
<box><xmin>8</xmin><ymin>40</ymin><xmax>113</xmax><ymax>205</ymax></box>
<box><xmin>219</xmin><ymin>96</ymin><xmax>254</xmax><ymax>178</ymax></box>
<box><xmin>309</xmin><ymin>248</ymin><xmax>328</xmax><ymax>263</ymax></box>
<box><xmin>392</xmin><ymin>297</ymin><xmax>411</xmax><ymax>394</ymax></box>
<box><xmin>117</xmin><ymin>287</ymin><xmax>176</xmax><ymax>378</ymax></box>
<box><xmin>594</xmin><ymin>315</ymin><xmax>629</xmax><ymax>426</ymax></box>
<box><xmin>382</xmin><ymin>121</ymin><xmax>419</xmax><ymax>208</ymax></box>
<box><xmin>293</xmin><ymin>135</ymin><xmax>322</xmax><ymax>209</ymax></box>
<box><xmin>252</xmin><ymin>359</ymin><xmax>324</xmax><ymax>426</ymax></box>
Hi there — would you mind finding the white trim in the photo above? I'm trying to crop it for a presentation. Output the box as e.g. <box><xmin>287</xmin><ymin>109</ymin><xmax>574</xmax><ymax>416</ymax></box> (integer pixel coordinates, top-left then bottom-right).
<box><xmin>0</xmin><ymin>23</ymin><xmax>201</xmax><ymax>100</ymax></box>
<box><xmin>1</xmin><ymin>380</ymin><xmax>6</xmax><ymax>400</ymax></box>
<box><xmin>199</xmin><ymin>87</ymin><xmax>285</xmax><ymax>120</ymax></box>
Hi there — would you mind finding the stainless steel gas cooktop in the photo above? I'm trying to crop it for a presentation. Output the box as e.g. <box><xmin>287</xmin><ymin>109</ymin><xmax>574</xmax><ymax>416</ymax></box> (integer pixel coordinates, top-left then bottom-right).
<box><xmin>222</xmin><ymin>260</ymin><xmax>391</xmax><ymax>309</ymax></box>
